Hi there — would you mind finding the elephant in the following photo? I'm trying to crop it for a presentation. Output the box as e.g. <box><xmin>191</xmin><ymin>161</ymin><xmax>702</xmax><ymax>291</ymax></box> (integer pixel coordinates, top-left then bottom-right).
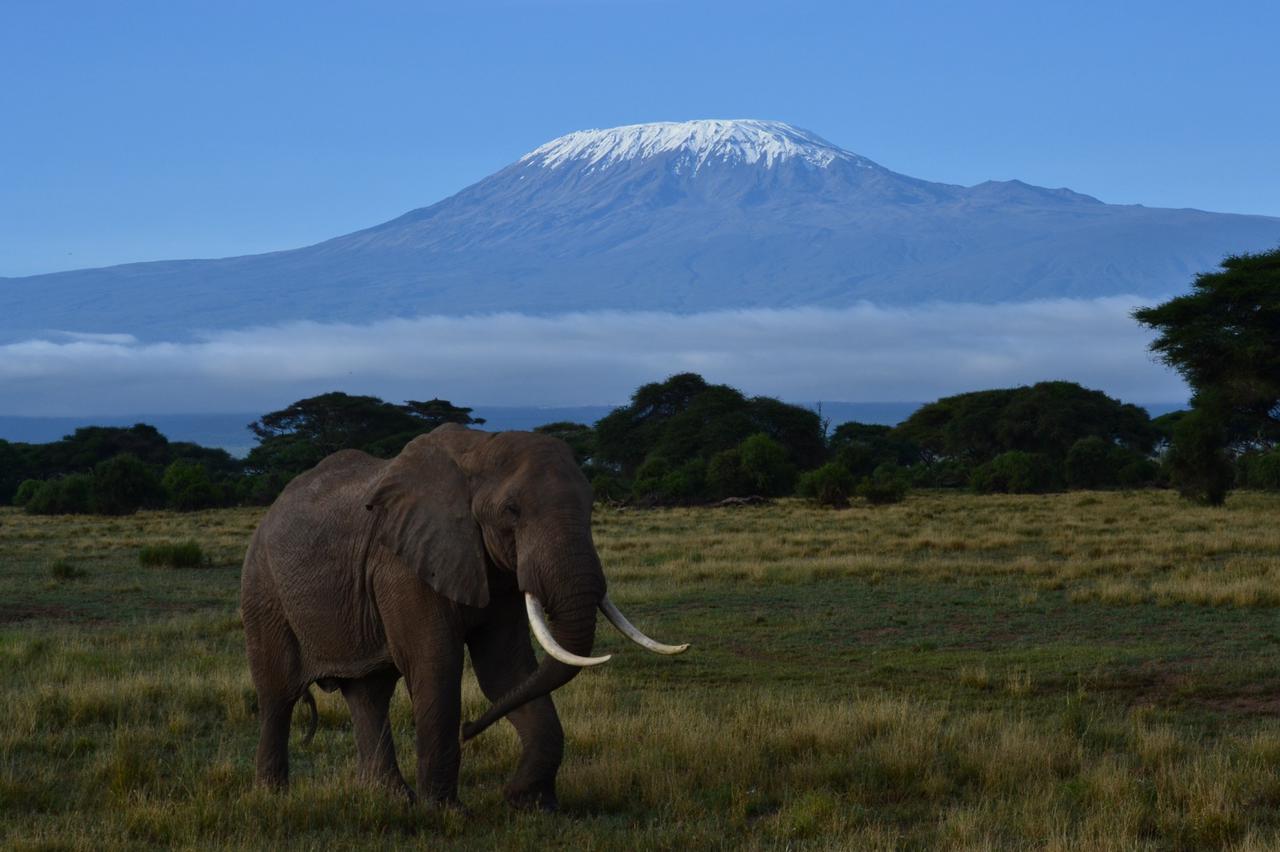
<box><xmin>239</xmin><ymin>424</ymin><xmax>687</xmax><ymax>810</ymax></box>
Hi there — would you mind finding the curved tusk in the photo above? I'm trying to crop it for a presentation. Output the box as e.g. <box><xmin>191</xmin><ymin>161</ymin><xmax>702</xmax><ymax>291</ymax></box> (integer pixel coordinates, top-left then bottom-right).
<box><xmin>525</xmin><ymin>594</ymin><xmax>612</xmax><ymax>667</ymax></box>
<box><xmin>600</xmin><ymin>595</ymin><xmax>690</xmax><ymax>655</ymax></box>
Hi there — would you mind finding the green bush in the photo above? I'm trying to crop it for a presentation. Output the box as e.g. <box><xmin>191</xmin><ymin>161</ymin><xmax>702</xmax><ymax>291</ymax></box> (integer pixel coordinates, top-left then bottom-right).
<box><xmin>1164</xmin><ymin>409</ymin><xmax>1234</xmax><ymax>506</ymax></box>
<box><xmin>1240</xmin><ymin>451</ymin><xmax>1280</xmax><ymax>490</ymax></box>
<box><xmin>738</xmin><ymin>433</ymin><xmax>796</xmax><ymax>497</ymax></box>
<box><xmin>162</xmin><ymin>460</ymin><xmax>218</xmax><ymax>512</ymax></box>
<box><xmin>971</xmin><ymin>451</ymin><xmax>1059</xmax><ymax>494</ymax></box>
<box><xmin>832</xmin><ymin>443</ymin><xmax>876</xmax><ymax>480</ymax></box>
<box><xmin>90</xmin><ymin>454</ymin><xmax>162</xmax><ymax>515</ymax></box>
<box><xmin>1064</xmin><ymin>438</ymin><xmax>1158</xmax><ymax>490</ymax></box>
<box><xmin>829</xmin><ymin>422</ymin><xmax>921</xmax><ymax>480</ymax></box>
<box><xmin>706</xmin><ymin>449</ymin><xmax>753</xmax><ymax>498</ymax></box>
<box><xmin>857</xmin><ymin>463</ymin><xmax>910</xmax><ymax>505</ymax></box>
<box><xmin>1116</xmin><ymin>457</ymin><xmax>1160</xmax><ymax>488</ymax></box>
<box><xmin>909</xmin><ymin>460</ymin><xmax>973</xmax><ymax>489</ymax></box>
<box><xmin>49</xmin><ymin>559</ymin><xmax>86</xmax><ymax>580</ymax></box>
<box><xmin>589</xmin><ymin>473</ymin><xmax>628</xmax><ymax>503</ymax></box>
<box><xmin>234</xmin><ymin>472</ymin><xmax>291</xmax><ymax>506</ymax></box>
<box><xmin>630</xmin><ymin>456</ymin><xmax>707</xmax><ymax>503</ymax></box>
<box><xmin>705</xmin><ymin>434</ymin><xmax>798</xmax><ymax>499</ymax></box>
<box><xmin>658</xmin><ymin>459</ymin><xmax>707</xmax><ymax>503</ymax></box>
<box><xmin>1064</xmin><ymin>436</ymin><xmax>1113</xmax><ymax>489</ymax></box>
<box><xmin>138</xmin><ymin>541</ymin><xmax>206</xmax><ymax>568</ymax></box>
<box><xmin>631</xmin><ymin>456</ymin><xmax>672</xmax><ymax>500</ymax></box>
<box><xmin>797</xmin><ymin>463</ymin><xmax>856</xmax><ymax>507</ymax></box>
<box><xmin>24</xmin><ymin>474</ymin><xmax>94</xmax><ymax>515</ymax></box>
<box><xmin>12</xmin><ymin>479</ymin><xmax>42</xmax><ymax>507</ymax></box>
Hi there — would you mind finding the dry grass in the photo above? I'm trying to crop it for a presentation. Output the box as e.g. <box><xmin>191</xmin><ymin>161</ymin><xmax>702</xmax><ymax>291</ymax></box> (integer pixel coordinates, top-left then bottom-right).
<box><xmin>593</xmin><ymin>489</ymin><xmax>1280</xmax><ymax>610</ymax></box>
<box><xmin>3</xmin><ymin>490</ymin><xmax>1280</xmax><ymax>848</ymax></box>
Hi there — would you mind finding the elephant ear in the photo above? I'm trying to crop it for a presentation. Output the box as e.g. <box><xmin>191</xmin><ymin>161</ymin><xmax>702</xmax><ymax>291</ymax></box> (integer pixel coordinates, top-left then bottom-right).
<box><xmin>365</xmin><ymin>442</ymin><xmax>489</xmax><ymax>608</ymax></box>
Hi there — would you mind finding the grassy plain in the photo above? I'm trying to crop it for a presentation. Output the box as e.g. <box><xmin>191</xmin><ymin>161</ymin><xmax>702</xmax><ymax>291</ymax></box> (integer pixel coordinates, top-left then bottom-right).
<box><xmin>2</xmin><ymin>491</ymin><xmax>1280</xmax><ymax>850</ymax></box>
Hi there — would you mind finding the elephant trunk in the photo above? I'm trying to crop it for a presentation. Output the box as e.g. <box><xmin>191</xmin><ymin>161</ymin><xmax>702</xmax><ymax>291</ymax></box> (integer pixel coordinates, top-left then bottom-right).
<box><xmin>461</xmin><ymin>574</ymin><xmax>602</xmax><ymax>741</ymax></box>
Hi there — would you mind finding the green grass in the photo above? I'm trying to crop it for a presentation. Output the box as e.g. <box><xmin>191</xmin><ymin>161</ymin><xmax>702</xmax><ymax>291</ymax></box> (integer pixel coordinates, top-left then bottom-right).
<box><xmin>2</xmin><ymin>492</ymin><xmax>1280</xmax><ymax>849</ymax></box>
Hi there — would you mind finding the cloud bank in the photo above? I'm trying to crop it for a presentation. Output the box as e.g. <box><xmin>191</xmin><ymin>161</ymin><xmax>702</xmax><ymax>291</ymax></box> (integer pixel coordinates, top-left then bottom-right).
<box><xmin>0</xmin><ymin>298</ymin><xmax>1185</xmax><ymax>416</ymax></box>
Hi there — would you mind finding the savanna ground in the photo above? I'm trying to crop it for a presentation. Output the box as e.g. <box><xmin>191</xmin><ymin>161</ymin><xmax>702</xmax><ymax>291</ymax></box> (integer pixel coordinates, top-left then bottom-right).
<box><xmin>3</xmin><ymin>491</ymin><xmax>1280</xmax><ymax>850</ymax></box>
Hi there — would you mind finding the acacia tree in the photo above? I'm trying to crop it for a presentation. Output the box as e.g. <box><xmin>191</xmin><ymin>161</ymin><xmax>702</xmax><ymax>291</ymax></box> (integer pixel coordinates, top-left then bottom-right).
<box><xmin>1134</xmin><ymin>248</ymin><xmax>1280</xmax><ymax>503</ymax></box>
<box><xmin>402</xmin><ymin>398</ymin><xmax>486</xmax><ymax>431</ymax></box>
<box><xmin>245</xmin><ymin>392</ymin><xmax>483</xmax><ymax>488</ymax></box>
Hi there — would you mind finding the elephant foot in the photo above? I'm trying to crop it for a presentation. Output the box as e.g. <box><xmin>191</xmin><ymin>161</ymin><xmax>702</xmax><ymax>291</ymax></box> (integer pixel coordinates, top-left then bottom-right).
<box><xmin>424</xmin><ymin>796</ymin><xmax>470</xmax><ymax>818</ymax></box>
<box><xmin>255</xmin><ymin>762</ymin><xmax>289</xmax><ymax>791</ymax></box>
<box><xmin>361</xmin><ymin>767</ymin><xmax>415</xmax><ymax>802</ymax></box>
<box><xmin>387</xmin><ymin>778</ymin><xmax>416</xmax><ymax>804</ymax></box>
<box><xmin>257</xmin><ymin>773</ymin><xmax>289</xmax><ymax>792</ymax></box>
<box><xmin>416</xmin><ymin>785</ymin><xmax>468</xmax><ymax>814</ymax></box>
<box><xmin>505</xmin><ymin>781</ymin><xmax>558</xmax><ymax>813</ymax></box>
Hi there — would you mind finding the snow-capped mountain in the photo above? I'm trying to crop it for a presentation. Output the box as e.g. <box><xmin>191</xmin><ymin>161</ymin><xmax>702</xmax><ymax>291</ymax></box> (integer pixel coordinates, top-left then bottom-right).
<box><xmin>2</xmin><ymin>119</ymin><xmax>1277</xmax><ymax>341</ymax></box>
<box><xmin>518</xmin><ymin>119</ymin><xmax>874</xmax><ymax>172</ymax></box>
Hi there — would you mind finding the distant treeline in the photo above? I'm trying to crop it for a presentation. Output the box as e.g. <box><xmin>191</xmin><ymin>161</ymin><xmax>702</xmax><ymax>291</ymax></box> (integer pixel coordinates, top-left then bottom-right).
<box><xmin>7</xmin><ymin>371</ymin><xmax>1276</xmax><ymax>516</ymax></box>
<box><xmin>1</xmin><ymin>395</ymin><xmax>485</xmax><ymax>514</ymax></box>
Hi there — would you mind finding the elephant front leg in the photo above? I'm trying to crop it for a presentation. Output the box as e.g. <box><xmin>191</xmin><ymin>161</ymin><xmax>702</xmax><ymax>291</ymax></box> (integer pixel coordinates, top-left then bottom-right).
<box><xmin>403</xmin><ymin>650</ymin><xmax>465</xmax><ymax>805</ymax></box>
<box><xmin>467</xmin><ymin>602</ymin><xmax>565</xmax><ymax>811</ymax></box>
<box><xmin>375</xmin><ymin>557</ymin><xmax>468</xmax><ymax>806</ymax></box>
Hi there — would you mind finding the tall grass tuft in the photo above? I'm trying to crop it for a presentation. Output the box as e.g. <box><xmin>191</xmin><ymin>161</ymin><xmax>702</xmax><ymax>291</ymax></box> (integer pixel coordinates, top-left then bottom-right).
<box><xmin>48</xmin><ymin>558</ymin><xmax>86</xmax><ymax>580</ymax></box>
<box><xmin>138</xmin><ymin>540</ymin><xmax>206</xmax><ymax>568</ymax></box>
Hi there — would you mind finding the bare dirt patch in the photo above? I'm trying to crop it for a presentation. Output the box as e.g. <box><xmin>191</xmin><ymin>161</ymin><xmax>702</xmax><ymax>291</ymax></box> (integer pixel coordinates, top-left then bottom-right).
<box><xmin>0</xmin><ymin>603</ymin><xmax>80</xmax><ymax>625</ymax></box>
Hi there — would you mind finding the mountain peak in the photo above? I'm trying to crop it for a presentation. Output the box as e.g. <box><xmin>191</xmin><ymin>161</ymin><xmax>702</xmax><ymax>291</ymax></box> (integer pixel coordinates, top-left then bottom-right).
<box><xmin>518</xmin><ymin>119</ymin><xmax>878</xmax><ymax>173</ymax></box>
<box><xmin>6</xmin><ymin>119</ymin><xmax>1278</xmax><ymax>342</ymax></box>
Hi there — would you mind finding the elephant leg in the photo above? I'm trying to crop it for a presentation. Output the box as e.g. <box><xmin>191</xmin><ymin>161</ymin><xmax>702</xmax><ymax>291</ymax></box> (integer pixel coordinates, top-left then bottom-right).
<box><xmin>467</xmin><ymin>596</ymin><xmax>565</xmax><ymax>812</ymax></box>
<box><xmin>243</xmin><ymin>578</ymin><xmax>305</xmax><ymax>789</ymax></box>
<box><xmin>374</xmin><ymin>561</ymin><xmax>467</xmax><ymax>805</ymax></box>
<box><xmin>400</xmin><ymin>653</ymin><xmax>464</xmax><ymax>804</ymax></box>
<box><xmin>254</xmin><ymin>693</ymin><xmax>298</xmax><ymax>788</ymax></box>
<box><xmin>341</xmin><ymin>671</ymin><xmax>412</xmax><ymax>798</ymax></box>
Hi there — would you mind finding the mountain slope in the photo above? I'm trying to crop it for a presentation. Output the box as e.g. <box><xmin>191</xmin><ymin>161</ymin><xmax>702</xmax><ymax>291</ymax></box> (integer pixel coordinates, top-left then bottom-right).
<box><xmin>2</xmin><ymin>119</ymin><xmax>1277</xmax><ymax>341</ymax></box>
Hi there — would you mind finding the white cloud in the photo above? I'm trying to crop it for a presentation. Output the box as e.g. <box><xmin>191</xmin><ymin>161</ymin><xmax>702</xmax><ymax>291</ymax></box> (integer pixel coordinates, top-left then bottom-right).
<box><xmin>0</xmin><ymin>298</ymin><xmax>1186</xmax><ymax>415</ymax></box>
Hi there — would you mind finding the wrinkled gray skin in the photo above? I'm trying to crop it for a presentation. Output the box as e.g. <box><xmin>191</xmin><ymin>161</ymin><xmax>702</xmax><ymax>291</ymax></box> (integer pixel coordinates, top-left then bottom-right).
<box><xmin>240</xmin><ymin>425</ymin><xmax>606</xmax><ymax>811</ymax></box>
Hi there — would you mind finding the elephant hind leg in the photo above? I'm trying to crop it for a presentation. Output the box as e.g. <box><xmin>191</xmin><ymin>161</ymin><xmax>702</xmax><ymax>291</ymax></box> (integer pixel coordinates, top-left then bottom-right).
<box><xmin>341</xmin><ymin>671</ymin><xmax>413</xmax><ymax>799</ymax></box>
<box><xmin>243</xmin><ymin>566</ymin><xmax>307</xmax><ymax>789</ymax></box>
<box><xmin>255</xmin><ymin>693</ymin><xmax>299</xmax><ymax>788</ymax></box>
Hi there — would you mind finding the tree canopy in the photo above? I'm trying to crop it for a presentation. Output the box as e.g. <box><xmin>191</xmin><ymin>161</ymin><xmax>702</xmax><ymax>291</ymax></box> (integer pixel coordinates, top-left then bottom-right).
<box><xmin>1134</xmin><ymin>248</ymin><xmax>1280</xmax><ymax>503</ymax></box>
<box><xmin>246</xmin><ymin>393</ymin><xmax>483</xmax><ymax>479</ymax></box>
<box><xmin>595</xmin><ymin>373</ymin><xmax>825</xmax><ymax>475</ymax></box>
<box><xmin>593</xmin><ymin>373</ymin><xmax>825</xmax><ymax>501</ymax></box>
<box><xmin>1135</xmin><ymin>248</ymin><xmax>1280</xmax><ymax>446</ymax></box>
<box><xmin>828</xmin><ymin>422</ymin><xmax>921</xmax><ymax>479</ymax></box>
<box><xmin>0</xmin><ymin>424</ymin><xmax>239</xmax><ymax>505</ymax></box>
<box><xmin>896</xmin><ymin>381</ymin><xmax>1157</xmax><ymax>465</ymax></box>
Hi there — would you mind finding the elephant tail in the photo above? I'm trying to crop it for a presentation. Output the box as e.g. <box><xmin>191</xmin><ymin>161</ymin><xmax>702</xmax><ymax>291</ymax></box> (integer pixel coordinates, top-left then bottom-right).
<box><xmin>299</xmin><ymin>688</ymin><xmax>318</xmax><ymax>746</ymax></box>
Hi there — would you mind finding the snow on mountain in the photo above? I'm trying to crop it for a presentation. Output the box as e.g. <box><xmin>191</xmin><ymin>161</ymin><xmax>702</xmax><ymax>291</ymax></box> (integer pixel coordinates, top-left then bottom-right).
<box><xmin>518</xmin><ymin>119</ymin><xmax>876</xmax><ymax>173</ymax></box>
<box><xmin>1</xmin><ymin>120</ymin><xmax>1277</xmax><ymax>341</ymax></box>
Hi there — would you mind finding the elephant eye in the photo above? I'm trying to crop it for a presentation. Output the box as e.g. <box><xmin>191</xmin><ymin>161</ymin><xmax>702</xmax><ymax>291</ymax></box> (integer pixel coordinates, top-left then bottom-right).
<box><xmin>503</xmin><ymin>501</ymin><xmax>521</xmax><ymax>518</ymax></box>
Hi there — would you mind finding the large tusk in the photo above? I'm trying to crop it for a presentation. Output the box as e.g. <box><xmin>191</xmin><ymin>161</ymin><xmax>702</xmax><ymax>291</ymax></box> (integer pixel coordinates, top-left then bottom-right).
<box><xmin>525</xmin><ymin>594</ymin><xmax>612</xmax><ymax>667</ymax></box>
<box><xmin>600</xmin><ymin>595</ymin><xmax>690</xmax><ymax>655</ymax></box>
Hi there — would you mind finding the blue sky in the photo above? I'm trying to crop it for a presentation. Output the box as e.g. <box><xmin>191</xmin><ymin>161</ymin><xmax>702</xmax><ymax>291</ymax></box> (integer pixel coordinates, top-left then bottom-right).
<box><xmin>2</xmin><ymin>0</ymin><xmax>1277</xmax><ymax>277</ymax></box>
